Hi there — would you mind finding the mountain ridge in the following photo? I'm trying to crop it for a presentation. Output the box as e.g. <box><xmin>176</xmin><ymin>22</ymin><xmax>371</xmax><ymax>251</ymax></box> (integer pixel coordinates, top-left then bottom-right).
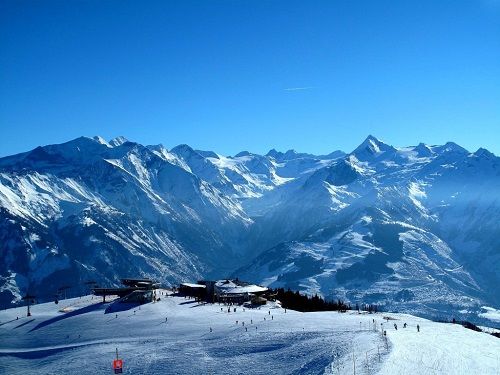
<box><xmin>0</xmin><ymin>135</ymin><xmax>498</xmax><ymax>325</ymax></box>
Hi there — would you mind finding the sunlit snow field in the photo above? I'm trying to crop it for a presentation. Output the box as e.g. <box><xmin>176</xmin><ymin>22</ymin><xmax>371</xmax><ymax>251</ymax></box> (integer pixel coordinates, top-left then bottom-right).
<box><xmin>0</xmin><ymin>291</ymin><xmax>499</xmax><ymax>374</ymax></box>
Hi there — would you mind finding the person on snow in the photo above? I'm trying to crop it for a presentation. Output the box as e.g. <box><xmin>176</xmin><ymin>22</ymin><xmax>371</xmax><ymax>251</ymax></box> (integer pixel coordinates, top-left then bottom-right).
<box><xmin>417</xmin><ymin>324</ymin><xmax>420</xmax><ymax>332</ymax></box>
<box><xmin>394</xmin><ymin>323</ymin><xmax>397</xmax><ymax>330</ymax></box>
<box><xmin>403</xmin><ymin>323</ymin><xmax>407</xmax><ymax>328</ymax></box>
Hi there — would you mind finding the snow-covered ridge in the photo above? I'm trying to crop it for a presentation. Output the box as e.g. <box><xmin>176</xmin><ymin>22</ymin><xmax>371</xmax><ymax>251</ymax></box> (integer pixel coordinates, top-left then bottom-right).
<box><xmin>0</xmin><ymin>135</ymin><xmax>498</xmax><ymax>326</ymax></box>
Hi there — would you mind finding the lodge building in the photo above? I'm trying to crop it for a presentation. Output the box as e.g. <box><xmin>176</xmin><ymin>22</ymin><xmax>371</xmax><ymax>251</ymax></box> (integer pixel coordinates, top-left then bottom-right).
<box><xmin>179</xmin><ymin>279</ymin><xmax>269</xmax><ymax>304</ymax></box>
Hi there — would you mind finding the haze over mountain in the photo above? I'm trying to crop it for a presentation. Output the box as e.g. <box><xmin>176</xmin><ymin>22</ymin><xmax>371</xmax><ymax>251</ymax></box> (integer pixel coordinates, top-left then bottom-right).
<box><xmin>1</xmin><ymin>135</ymin><xmax>498</xmax><ymax>324</ymax></box>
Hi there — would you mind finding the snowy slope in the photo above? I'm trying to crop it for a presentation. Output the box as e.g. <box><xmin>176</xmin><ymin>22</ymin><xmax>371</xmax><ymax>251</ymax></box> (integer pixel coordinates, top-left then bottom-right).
<box><xmin>1</xmin><ymin>294</ymin><xmax>499</xmax><ymax>374</ymax></box>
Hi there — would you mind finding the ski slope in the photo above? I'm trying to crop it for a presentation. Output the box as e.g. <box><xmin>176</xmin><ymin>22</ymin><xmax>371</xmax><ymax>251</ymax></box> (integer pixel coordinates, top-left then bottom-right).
<box><xmin>0</xmin><ymin>292</ymin><xmax>499</xmax><ymax>374</ymax></box>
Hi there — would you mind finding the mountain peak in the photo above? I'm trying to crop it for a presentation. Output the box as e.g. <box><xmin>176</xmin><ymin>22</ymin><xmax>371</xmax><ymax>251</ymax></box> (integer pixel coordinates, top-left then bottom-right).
<box><xmin>171</xmin><ymin>144</ymin><xmax>195</xmax><ymax>153</ymax></box>
<box><xmin>92</xmin><ymin>136</ymin><xmax>111</xmax><ymax>147</ymax></box>
<box><xmin>438</xmin><ymin>142</ymin><xmax>468</xmax><ymax>154</ymax></box>
<box><xmin>365</xmin><ymin>134</ymin><xmax>379</xmax><ymax>142</ymax></box>
<box><xmin>283</xmin><ymin>149</ymin><xmax>299</xmax><ymax>157</ymax></box>
<box><xmin>109</xmin><ymin>136</ymin><xmax>129</xmax><ymax>147</ymax></box>
<box><xmin>414</xmin><ymin>142</ymin><xmax>434</xmax><ymax>157</ymax></box>
<box><xmin>170</xmin><ymin>144</ymin><xmax>204</xmax><ymax>161</ymax></box>
<box><xmin>266</xmin><ymin>149</ymin><xmax>284</xmax><ymax>159</ymax></box>
<box><xmin>235</xmin><ymin>151</ymin><xmax>252</xmax><ymax>157</ymax></box>
<box><xmin>351</xmin><ymin>135</ymin><xmax>396</xmax><ymax>160</ymax></box>
<box><xmin>473</xmin><ymin>147</ymin><xmax>495</xmax><ymax>158</ymax></box>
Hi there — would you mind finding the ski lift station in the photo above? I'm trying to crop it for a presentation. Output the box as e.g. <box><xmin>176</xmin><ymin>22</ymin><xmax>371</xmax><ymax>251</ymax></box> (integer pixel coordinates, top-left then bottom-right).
<box><xmin>92</xmin><ymin>278</ymin><xmax>160</xmax><ymax>303</ymax></box>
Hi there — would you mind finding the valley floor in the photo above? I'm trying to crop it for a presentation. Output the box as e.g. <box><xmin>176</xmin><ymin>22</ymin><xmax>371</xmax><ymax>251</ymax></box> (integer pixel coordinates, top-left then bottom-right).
<box><xmin>0</xmin><ymin>292</ymin><xmax>499</xmax><ymax>374</ymax></box>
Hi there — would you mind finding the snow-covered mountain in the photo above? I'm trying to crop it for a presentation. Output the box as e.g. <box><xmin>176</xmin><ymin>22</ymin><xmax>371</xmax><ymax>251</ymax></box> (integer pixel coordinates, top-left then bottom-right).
<box><xmin>1</xmin><ymin>135</ymin><xmax>499</xmax><ymax>324</ymax></box>
<box><xmin>236</xmin><ymin>136</ymin><xmax>500</xmax><ymax>322</ymax></box>
<box><xmin>0</xmin><ymin>137</ymin><xmax>251</xmax><ymax>306</ymax></box>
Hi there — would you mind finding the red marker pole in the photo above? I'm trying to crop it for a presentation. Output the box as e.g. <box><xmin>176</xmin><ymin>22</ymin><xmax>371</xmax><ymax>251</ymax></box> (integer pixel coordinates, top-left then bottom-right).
<box><xmin>113</xmin><ymin>348</ymin><xmax>123</xmax><ymax>374</ymax></box>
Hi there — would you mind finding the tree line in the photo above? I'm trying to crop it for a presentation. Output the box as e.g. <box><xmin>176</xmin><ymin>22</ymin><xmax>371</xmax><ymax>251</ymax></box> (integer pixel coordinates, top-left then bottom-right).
<box><xmin>271</xmin><ymin>288</ymin><xmax>380</xmax><ymax>313</ymax></box>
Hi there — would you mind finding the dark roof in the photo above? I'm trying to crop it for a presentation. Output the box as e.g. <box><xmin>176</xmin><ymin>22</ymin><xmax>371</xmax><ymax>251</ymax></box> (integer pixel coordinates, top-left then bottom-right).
<box><xmin>92</xmin><ymin>287</ymin><xmax>137</xmax><ymax>297</ymax></box>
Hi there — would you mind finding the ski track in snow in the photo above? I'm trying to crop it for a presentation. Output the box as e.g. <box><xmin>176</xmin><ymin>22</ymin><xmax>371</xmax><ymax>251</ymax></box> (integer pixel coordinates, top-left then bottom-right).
<box><xmin>1</xmin><ymin>293</ymin><xmax>499</xmax><ymax>374</ymax></box>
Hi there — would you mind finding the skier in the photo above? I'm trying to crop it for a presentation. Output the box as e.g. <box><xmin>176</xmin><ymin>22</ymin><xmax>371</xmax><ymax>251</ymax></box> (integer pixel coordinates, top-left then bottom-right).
<box><xmin>417</xmin><ymin>324</ymin><xmax>420</xmax><ymax>332</ymax></box>
<box><xmin>394</xmin><ymin>323</ymin><xmax>397</xmax><ymax>330</ymax></box>
<box><xmin>166</xmin><ymin>317</ymin><xmax>168</xmax><ymax>322</ymax></box>
<box><xmin>403</xmin><ymin>323</ymin><xmax>407</xmax><ymax>328</ymax></box>
<box><xmin>210</xmin><ymin>327</ymin><xmax>212</xmax><ymax>333</ymax></box>
<box><xmin>268</xmin><ymin>311</ymin><xmax>270</xmax><ymax>315</ymax></box>
<box><xmin>272</xmin><ymin>315</ymin><xmax>273</xmax><ymax>320</ymax></box>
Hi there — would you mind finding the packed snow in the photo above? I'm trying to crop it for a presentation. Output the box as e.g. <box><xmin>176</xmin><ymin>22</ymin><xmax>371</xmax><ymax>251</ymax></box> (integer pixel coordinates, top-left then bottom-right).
<box><xmin>1</xmin><ymin>293</ymin><xmax>499</xmax><ymax>374</ymax></box>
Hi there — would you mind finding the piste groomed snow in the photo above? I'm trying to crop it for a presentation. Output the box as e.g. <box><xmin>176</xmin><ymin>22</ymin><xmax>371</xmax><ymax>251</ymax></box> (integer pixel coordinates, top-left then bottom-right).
<box><xmin>1</xmin><ymin>293</ymin><xmax>499</xmax><ymax>375</ymax></box>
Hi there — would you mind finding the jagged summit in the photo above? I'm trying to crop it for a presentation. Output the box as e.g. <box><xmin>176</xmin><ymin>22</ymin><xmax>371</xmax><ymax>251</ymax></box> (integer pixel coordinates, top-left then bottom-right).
<box><xmin>414</xmin><ymin>142</ymin><xmax>434</xmax><ymax>157</ymax></box>
<box><xmin>437</xmin><ymin>141</ymin><xmax>469</xmax><ymax>154</ymax></box>
<box><xmin>235</xmin><ymin>151</ymin><xmax>252</xmax><ymax>157</ymax></box>
<box><xmin>351</xmin><ymin>135</ymin><xmax>396</xmax><ymax>160</ymax></box>
<box><xmin>92</xmin><ymin>136</ymin><xmax>110</xmax><ymax>146</ymax></box>
<box><xmin>170</xmin><ymin>143</ymin><xmax>198</xmax><ymax>157</ymax></box>
<box><xmin>473</xmin><ymin>147</ymin><xmax>496</xmax><ymax>158</ymax></box>
<box><xmin>266</xmin><ymin>148</ymin><xmax>283</xmax><ymax>159</ymax></box>
<box><xmin>109</xmin><ymin>136</ymin><xmax>129</xmax><ymax>147</ymax></box>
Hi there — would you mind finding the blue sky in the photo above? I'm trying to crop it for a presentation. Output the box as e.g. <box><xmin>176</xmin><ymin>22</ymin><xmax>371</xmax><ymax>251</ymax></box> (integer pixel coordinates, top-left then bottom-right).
<box><xmin>1</xmin><ymin>0</ymin><xmax>499</xmax><ymax>156</ymax></box>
